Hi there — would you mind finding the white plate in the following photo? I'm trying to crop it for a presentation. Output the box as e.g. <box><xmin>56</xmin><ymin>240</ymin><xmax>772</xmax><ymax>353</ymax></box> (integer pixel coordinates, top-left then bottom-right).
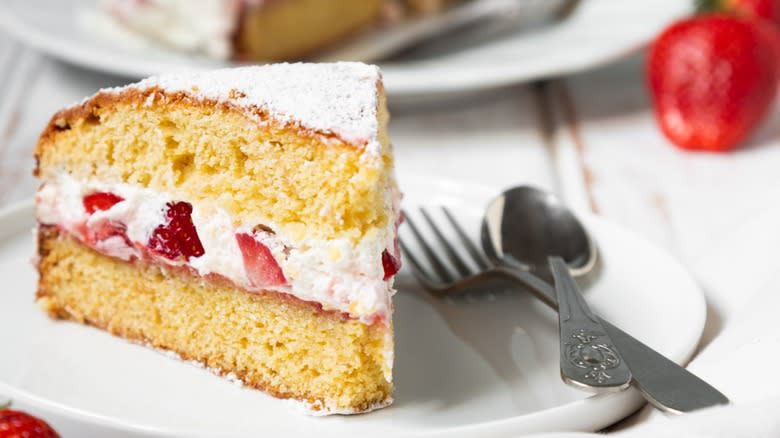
<box><xmin>0</xmin><ymin>177</ymin><xmax>705</xmax><ymax>437</ymax></box>
<box><xmin>0</xmin><ymin>0</ymin><xmax>690</xmax><ymax>99</ymax></box>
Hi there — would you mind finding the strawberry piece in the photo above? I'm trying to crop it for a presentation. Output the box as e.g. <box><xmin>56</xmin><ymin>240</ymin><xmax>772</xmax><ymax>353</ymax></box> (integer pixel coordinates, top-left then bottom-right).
<box><xmin>148</xmin><ymin>202</ymin><xmax>205</xmax><ymax>260</ymax></box>
<box><xmin>0</xmin><ymin>405</ymin><xmax>60</xmax><ymax>438</ymax></box>
<box><xmin>86</xmin><ymin>220</ymin><xmax>132</xmax><ymax>246</ymax></box>
<box><xmin>82</xmin><ymin>192</ymin><xmax>132</xmax><ymax>250</ymax></box>
<box><xmin>91</xmin><ymin>222</ymin><xmax>127</xmax><ymax>241</ymax></box>
<box><xmin>236</xmin><ymin>232</ymin><xmax>286</xmax><ymax>287</ymax></box>
<box><xmin>647</xmin><ymin>14</ymin><xmax>779</xmax><ymax>151</ymax></box>
<box><xmin>382</xmin><ymin>249</ymin><xmax>400</xmax><ymax>280</ymax></box>
<box><xmin>83</xmin><ymin>192</ymin><xmax>124</xmax><ymax>214</ymax></box>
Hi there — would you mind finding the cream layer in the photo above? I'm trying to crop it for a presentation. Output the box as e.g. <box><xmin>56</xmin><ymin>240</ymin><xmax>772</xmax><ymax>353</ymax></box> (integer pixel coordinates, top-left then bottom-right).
<box><xmin>35</xmin><ymin>173</ymin><xmax>399</xmax><ymax>325</ymax></box>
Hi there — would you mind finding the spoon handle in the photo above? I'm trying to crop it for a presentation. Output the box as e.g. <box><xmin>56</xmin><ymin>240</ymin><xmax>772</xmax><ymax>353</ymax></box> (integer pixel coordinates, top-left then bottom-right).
<box><xmin>549</xmin><ymin>257</ymin><xmax>632</xmax><ymax>392</ymax></box>
<box><xmin>497</xmin><ymin>265</ymin><xmax>730</xmax><ymax>413</ymax></box>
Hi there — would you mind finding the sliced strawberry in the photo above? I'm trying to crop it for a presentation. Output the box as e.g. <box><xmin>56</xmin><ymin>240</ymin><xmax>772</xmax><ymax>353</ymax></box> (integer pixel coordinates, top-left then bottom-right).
<box><xmin>382</xmin><ymin>249</ymin><xmax>401</xmax><ymax>280</ymax></box>
<box><xmin>86</xmin><ymin>220</ymin><xmax>131</xmax><ymax>246</ymax></box>
<box><xmin>83</xmin><ymin>192</ymin><xmax>124</xmax><ymax>214</ymax></box>
<box><xmin>81</xmin><ymin>190</ymin><xmax>133</xmax><ymax>251</ymax></box>
<box><xmin>236</xmin><ymin>232</ymin><xmax>286</xmax><ymax>288</ymax></box>
<box><xmin>148</xmin><ymin>201</ymin><xmax>205</xmax><ymax>261</ymax></box>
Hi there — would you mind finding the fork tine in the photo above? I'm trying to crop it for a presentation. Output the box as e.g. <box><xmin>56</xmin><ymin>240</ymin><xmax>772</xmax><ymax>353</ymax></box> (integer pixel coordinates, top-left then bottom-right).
<box><xmin>441</xmin><ymin>206</ymin><xmax>490</xmax><ymax>270</ymax></box>
<box><xmin>419</xmin><ymin>207</ymin><xmax>473</xmax><ymax>277</ymax></box>
<box><xmin>398</xmin><ymin>239</ymin><xmax>445</xmax><ymax>291</ymax></box>
<box><xmin>401</xmin><ymin>209</ymin><xmax>455</xmax><ymax>283</ymax></box>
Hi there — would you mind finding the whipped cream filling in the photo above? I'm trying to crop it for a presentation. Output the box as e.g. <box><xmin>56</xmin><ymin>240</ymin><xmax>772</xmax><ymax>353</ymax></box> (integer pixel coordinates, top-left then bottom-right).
<box><xmin>98</xmin><ymin>0</ymin><xmax>245</xmax><ymax>59</ymax></box>
<box><xmin>36</xmin><ymin>173</ymin><xmax>399</xmax><ymax>325</ymax></box>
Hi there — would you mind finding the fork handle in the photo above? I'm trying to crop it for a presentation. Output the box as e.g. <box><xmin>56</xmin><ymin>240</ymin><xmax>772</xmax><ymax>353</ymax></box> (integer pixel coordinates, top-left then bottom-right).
<box><xmin>497</xmin><ymin>266</ymin><xmax>729</xmax><ymax>413</ymax></box>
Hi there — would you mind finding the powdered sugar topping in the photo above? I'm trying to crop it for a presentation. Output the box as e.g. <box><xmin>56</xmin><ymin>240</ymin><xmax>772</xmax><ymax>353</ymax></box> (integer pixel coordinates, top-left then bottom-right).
<box><xmin>109</xmin><ymin>63</ymin><xmax>382</xmax><ymax>152</ymax></box>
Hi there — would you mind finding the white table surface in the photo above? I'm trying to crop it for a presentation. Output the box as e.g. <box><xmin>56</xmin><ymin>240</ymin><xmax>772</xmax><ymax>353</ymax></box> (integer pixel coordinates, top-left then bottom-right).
<box><xmin>2</xmin><ymin>29</ymin><xmax>779</xmax><ymax>436</ymax></box>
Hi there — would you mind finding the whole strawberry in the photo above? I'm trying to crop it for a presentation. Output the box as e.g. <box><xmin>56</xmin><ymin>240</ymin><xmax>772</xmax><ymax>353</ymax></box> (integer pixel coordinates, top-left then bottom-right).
<box><xmin>647</xmin><ymin>15</ymin><xmax>779</xmax><ymax>151</ymax></box>
<box><xmin>0</xmin><ymin>403</ymin><xmax>60</xmax><ymax>438</ymax></box>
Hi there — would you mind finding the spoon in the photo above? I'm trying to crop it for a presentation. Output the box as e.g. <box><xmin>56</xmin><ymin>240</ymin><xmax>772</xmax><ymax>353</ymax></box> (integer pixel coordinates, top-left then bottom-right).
<box><xmin>480</xmin><ymin>185</ymin><xmax>730</xmax><ymax>412</ymax></box>
<box><xmin>480</xmin><ymin>186</ymin><xmax>631</xmax><ymax>392</ymax></box>
<box><xmin>481</xmin><ymin>186</ymin><xmax>596</xmax><ymax>280</ymax></box>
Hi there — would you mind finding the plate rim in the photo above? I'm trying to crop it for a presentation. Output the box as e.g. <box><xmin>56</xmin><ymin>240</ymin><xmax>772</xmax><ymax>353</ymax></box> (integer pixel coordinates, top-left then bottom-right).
<box><xmin>0</xmin><ymin>198</ymin><xmax>705</xmax><ymax>437</ymax></box>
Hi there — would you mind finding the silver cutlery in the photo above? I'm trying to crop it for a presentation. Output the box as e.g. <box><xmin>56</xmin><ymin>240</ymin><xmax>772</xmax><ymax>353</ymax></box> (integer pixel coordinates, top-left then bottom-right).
<box><xmin>400</xmin><ymin>186</ymin><xmax>730</xmax><ymax>413</ymax></box>
<box><xmin>483</xmin><ymin>186</ymin><xmax>631</xmax><ymax>391</ymax></box>
<box><xmin>549</xmin><ymin>256</ymin><xmax>632</xmax><ymax>392</ymax></box>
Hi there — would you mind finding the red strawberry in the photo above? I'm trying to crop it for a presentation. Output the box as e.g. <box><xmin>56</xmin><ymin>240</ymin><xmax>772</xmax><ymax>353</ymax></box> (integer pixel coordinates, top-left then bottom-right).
<box><xmin>647</xmin><ymin>15</ymin><xmax>779</xmax><ymax>151</ymax></box>
<box><xmin>83</xmin><ymin>192</ymin><xmax>124</xmax><ymax>214</ymax></box>
<box><xmin>700</xmin><ymin>0</ymin><xmax>780</xmax><ymax>63</ymax></box>
<box><xmin>732</xmin><ymin>0</ymin><xmax>780</xmax><ymax>25</ymax></box>
<box><xmin>0</xmin><ymin>403</ymin><xmax>60</xmax><ymax>438</ymax></box>
<box><xmin>236</xmin><ymin>232</ymin><xmax>286</xmax><ymax>287</ymax></box>
<box><xmin>148</xmin><ymin>201</ymin><xmax>205</xmax><ymax>260</ymax></box>
<box><xmin>702</xmin><ymin>0</ymin><xmax>780</xmax><ymax>27</ymax></box>
<box><xmin>381</xmin><ymin>249</ymin><xmax>401</xmax><ymax>280</ymax></box>
<box><xmin>85</xmin><ymin>220</ymin><xmax>132</xmax><ymax>248</ymax></box>
<box><xmin>82</xmin><ymin>192</ymin><xmax>131</xmax><ymax>249</ymax></box>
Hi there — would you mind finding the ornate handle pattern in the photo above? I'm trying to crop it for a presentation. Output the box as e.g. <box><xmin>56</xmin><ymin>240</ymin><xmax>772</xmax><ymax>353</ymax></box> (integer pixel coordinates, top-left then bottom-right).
<box><xmin>550</xmin><ymin>257</ymin><xmax>632</xmax><ymax>392</ymax></box>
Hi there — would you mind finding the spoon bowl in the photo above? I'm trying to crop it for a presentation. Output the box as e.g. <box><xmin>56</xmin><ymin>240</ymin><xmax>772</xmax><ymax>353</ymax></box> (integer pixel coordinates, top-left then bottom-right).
<box><xmin>481</xmin><ymin>186</ymin><xmax>596</xmax><ymax>278</ymax></box>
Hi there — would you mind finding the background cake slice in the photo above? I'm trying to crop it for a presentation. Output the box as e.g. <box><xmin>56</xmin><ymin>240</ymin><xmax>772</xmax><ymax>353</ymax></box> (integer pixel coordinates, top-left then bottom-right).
<box><xmin>101</xmin><ymin>0</ymin><xmax>384</xmax><ymax>60</ymax></box>
<box><xmin>33</xmin><ymin>62</ymin><xmax>401</xmax><ymax>414</ymax></box>
<box><xmin>96</xmin><ymin>0</ymin><xmax>458</xmax><ymax>61</ymax></box>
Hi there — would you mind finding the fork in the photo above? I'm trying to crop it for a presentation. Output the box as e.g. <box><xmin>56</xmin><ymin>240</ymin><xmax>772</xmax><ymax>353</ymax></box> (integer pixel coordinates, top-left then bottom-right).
<box><xmin>402</xmin><ymin>206</ymin><xmax>632</xmax><ymax>393</ymax></box>
<box><xmin>400</xmin><ymin>206</ymin><xmax>730</xmax><ymax>413</ymax></box>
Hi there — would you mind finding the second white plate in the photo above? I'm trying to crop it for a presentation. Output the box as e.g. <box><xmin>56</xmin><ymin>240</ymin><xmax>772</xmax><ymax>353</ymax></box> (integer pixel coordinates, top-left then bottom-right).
<box><xmin>0</xmin><ymin>177</ymin><xmax>706</xmax><ymax>437</ymax></box>
<box><xmin>0</xmin><ymin>0</ymin><xmax>690</xmax><ymax>100</ymax></box>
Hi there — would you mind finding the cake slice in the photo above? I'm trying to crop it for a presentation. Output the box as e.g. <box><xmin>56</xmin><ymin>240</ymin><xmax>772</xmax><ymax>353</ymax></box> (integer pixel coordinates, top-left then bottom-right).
<box><xmin>97</xmin><ymin>0</ymin><xmax>459</xmax><ymax>61</ymax></box>
<box><xmin>33</xmin><ymin>62</ymin><xmax>401</xmax><ymax>414</ymax></box>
